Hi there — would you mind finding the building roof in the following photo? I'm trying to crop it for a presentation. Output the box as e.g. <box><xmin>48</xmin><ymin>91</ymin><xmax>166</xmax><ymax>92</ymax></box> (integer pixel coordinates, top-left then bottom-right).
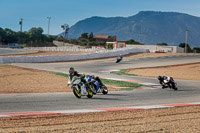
<box><xmin>94</xmin><ymin>35</ymin><xmax>109</xmax><ymax>39</ymax></box>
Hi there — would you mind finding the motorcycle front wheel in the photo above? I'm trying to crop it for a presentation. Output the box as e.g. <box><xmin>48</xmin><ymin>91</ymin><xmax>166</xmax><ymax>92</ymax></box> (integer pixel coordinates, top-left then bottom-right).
<box><xmin>72</xmin><ymin>86</ymin><xmax>81</xmax><ymax>98</ymax></box>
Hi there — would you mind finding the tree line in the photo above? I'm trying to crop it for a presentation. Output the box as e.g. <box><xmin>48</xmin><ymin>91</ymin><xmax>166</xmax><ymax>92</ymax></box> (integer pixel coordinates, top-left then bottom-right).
<box><xmin>1</xmin><ymin>28</ymin><xmax>199</xmax><ymax>52</ymax></box>
<box><xmin>0</xmin><ymin>27</ymin><xmax>56</xmax><ymax>47</ymax></box>
<box><xmin>56</xmin><ymin>32</ymin><xmax>105</xmax><ymax>47</ymax></box>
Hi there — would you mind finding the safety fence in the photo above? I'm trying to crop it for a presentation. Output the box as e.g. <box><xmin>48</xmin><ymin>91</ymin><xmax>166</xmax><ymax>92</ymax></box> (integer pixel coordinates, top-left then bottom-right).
<box><xmin>0</xmin><ymin>48</ymin><xmax>146</xmax><ymax>63</ymax></box>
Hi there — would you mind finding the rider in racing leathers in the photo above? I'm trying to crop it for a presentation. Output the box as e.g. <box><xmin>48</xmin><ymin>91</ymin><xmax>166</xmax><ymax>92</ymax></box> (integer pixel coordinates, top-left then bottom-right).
<box><xmin>68</xmin><ymin>67</ymin><xmax>104</xmax><ymax>89</ymax></box>
<box><xmin>90</xmin><ymin>75</ymin><xmax>105</xmax><ymax>87</ymax></box>
<box><xmin>157</xmin><ymin>76</ymin><xmax>174</xmax><ymax>89</ymax></box>
<box><xmin>68</xmin><ymin>67</ymin><xmax>87</xmax><ymax>85</ymax></box>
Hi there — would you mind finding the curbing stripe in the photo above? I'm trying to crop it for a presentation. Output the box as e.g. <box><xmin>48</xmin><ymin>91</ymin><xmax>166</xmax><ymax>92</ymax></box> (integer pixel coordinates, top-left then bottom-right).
<box><xmin>0</xmin><ymin>103</ymin><xmax>200</xmax><ymax>118</ymax></box>
<box><xmin>127</xmin><ymin>105</ymin><xmax>173</xmax><ymax>109</ymax></box>
<box><xmin>1</xmin><ymin>112</ymin><xmax>60</xmax><ymax>117</ymax></box>
<box><xmin>0</xmin><ymin>115</ymin><xmax>10</xmax><ymax>118</ymax></box>
<box><xmin>45</xmin><ymin>109</ymin><xmax>106</xmax><ymax>114</ymax></box>
<box><xmin>93</xmin><ymin>107</ymin><xmax>141</xmax><ymax>111</ymax></box>
<box><xmin>162</xmin><ymin>103</ymin><xmax>200</xmax><ymax>107</ymax></box>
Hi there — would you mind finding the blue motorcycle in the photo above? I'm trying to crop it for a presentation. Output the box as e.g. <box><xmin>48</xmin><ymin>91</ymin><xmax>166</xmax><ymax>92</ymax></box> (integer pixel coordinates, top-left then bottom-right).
<box><xmin>85</xmin><ymin>76</ymin><xmax>108</xmax><ymax>95</ymax></box>
<box><xmin>116</xmin><ymin>55</ymin><xmax>123</xmax><ymax>63</ymax></box>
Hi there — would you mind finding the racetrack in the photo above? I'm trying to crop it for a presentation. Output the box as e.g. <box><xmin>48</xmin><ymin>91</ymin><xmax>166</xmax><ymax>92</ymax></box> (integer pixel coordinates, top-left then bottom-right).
<box><xmin>1</xmin><ymin>54</ymin><xmax>199</xmax><ymax>114</ymax></box>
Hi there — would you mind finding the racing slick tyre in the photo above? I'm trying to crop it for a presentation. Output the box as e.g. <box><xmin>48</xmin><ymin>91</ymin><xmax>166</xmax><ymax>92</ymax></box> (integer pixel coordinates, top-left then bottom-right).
<box><xmin>87</xmin><ymin>89</ymin><xmax>93</xmax><ymax>98</ymax></box>
<box><xmin>102</xmin><ymin>86</ymin><xmax>108</xmax><ymax>94</ymax></box>
<box><xmin>72</xmin><ymin>86</ymin><xmax>81</xmax><ymax>98</ymax></box>
<box><xmin>89</xmin><ymin>84</ymin><xmax>97</xmax><ymax>94</ymax></box>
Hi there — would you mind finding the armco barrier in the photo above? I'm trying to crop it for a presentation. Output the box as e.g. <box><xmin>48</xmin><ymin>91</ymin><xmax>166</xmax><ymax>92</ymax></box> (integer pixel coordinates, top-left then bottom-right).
<box><xmin>0</xmin><ymin>48</ymin><xmax>145</xmax><ymax>63</ymax></box>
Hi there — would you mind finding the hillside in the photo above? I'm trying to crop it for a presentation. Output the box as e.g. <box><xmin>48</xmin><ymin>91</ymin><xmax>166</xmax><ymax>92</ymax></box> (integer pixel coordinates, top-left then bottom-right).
<box><xmin>68</xmin><ymin>11</ymin><xmax>200</xmax><ymax>47</ymax></box>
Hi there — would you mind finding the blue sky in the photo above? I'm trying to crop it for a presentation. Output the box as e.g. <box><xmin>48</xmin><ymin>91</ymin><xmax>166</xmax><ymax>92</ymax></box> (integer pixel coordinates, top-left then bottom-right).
<box><xmin>0</xmin><ymin>0</ymin><xmax>199</xmax><ymax>35</ymax></box>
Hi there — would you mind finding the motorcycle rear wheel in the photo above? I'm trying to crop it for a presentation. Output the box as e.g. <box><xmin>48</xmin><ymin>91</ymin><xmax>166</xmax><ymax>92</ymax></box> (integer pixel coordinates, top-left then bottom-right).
<box><xmin>102</xmin><ymin>86</ymin><xmax>108</xmax><ymax>94</ymax></box>
<box><xmin>89</xmin><ymin>84</ymin><xmax>97</xmax><ymax>94</ymax></box>
<box><xmin>171</xmin><ymin>82</ymin><xmax>178</xmax><ymax>91</ymax></box>
<box><xmin>87</xmin><ymin>89</ymin><xmax>93</xmax><ymax>98</ymax></box>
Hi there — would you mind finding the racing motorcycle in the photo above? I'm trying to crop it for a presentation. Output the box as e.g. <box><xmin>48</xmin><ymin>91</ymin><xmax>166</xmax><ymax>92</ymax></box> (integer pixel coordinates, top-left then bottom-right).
<box><xmin>161</xmin><ymin>77</ymin><xmax>178</xmax><ymax>90</ymax></box>
<box><xmin>85</xmin><ymin>76</ymin><xmax>108</xmax><ymax>95</ymax></box>
<box><xmin>69</xmin><ymin>76</ymin><xmax>93</xmax><ymax>98</ymax></box>
<box><xmin>116</xmin><ymin>55</ymin><xmax>123</xmax><ymax>63</ymax></box>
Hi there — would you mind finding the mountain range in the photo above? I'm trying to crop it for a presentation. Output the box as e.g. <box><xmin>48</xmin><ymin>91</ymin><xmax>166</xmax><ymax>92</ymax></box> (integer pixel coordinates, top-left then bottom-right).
<box><xmin>67</xmin><ymin>11</ymin><xmax>200</xmax><ymax>47</ymax></box>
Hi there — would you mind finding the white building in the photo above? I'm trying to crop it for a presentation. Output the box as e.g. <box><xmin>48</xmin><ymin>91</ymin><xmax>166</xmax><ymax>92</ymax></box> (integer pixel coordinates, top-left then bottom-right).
<box><xmin>126</xmin><ymin>44</ymin><xmax>184</xmax><ymax>53</ymax></box>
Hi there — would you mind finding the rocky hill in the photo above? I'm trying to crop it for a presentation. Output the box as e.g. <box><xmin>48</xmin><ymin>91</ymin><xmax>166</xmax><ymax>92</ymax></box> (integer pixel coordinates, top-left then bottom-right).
<box><xmin>68</xmin><ymin>11</ymin><xmax>200</xmax><ymax>47</ymax></box>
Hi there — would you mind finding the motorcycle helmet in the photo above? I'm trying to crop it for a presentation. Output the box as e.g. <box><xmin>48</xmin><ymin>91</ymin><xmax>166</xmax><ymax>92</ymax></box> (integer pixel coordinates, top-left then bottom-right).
<box><xmin>85</xmin><ymin>75</ymin><xmax>92</xmax><ymax>82</ymax></box>
<box><xmin>157</xmin><ymin>76</ymin><xmax>162</xmax><ymax>80</ymax></box>
<box><xmin>69</xmin><ymin>67</ymin><xmax>75</xmax><ymax>74</ymax></box>
<box><xmin>163</xmin><ymin>76</ymin><xmax>168</xmax><ymax>80</ymax></box>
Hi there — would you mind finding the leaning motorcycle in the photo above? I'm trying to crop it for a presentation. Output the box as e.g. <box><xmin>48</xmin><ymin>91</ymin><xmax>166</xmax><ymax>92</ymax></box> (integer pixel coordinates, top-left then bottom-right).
<box><xmin>163</xmin><ymin>77</ymin><xmax>178</xmax><ymax>90</ymax></box>
<box><xmin>85</xmin><ymin>76</ymin><xmax>108</xmax><ymax>95</ymax></box>
<box><xmin>69</xmin><ymin>76</ymin><xmax>93</xmax><ymax>98</ymax></box>
<box><xmin>116</xmin><ymin>56</ymin><xmax>123</xmax><ymax>63</ymax></box>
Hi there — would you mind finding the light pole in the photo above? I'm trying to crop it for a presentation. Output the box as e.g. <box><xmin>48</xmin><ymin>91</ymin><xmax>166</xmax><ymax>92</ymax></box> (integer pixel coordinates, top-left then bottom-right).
<box><xmin>185</xmin><ymin>30</ymin><xmax>188</xmax><ymax>53</ymax></box>
<box><xmin>19</xmin><ymin>18</ymin><xmax>23</xmax><ymax>32</ymax></box>
<box><xmin>47</xmin><ymin>17</ymin><xmax>51</xmax><ymax>35</ymax></box>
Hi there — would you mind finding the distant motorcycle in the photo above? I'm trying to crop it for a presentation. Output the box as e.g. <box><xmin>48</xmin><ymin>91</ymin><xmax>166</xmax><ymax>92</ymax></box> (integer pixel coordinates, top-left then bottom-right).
<box><xmin>158</xmin><ymin>76</ymin><xmax>178</xmax><ymax>90</ymax></box>
<box><xmin>69</xmin><ymin>76</ymin><xmax>93</xmax><ymax>98</ymax></box>
<box><xmin>85</xmin><ymin>76</ymin><xmax>108</xmax><ymax>95</ymax></box>
<box><xmin>116</xmin><ymin>55</ymin><xmax>123</xmax><ymax>63</ymax></box>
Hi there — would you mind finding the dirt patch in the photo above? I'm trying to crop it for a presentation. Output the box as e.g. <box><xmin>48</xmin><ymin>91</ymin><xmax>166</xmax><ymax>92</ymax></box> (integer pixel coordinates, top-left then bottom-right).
<box><xmin>0</xmin><ymin>105</ymin><xmax>200</xmax><ymax>132</ymax></box>
<box><xmin>0</xmin><ymin>65</ymin><xmax>68</xmax><ymax>93</ymax></box>
<box><xmin>0</xmin><ymin>65</ymin><xmax>119</xmax><ymax>94</ymax></box>
<box><xmin>126</xmin><ymin>62</ymin><xmax>200</xmax><ymax>80</ymax></box>
<box><xmin>124</xmin><ymin>53</ymin><xmax>200</xmax><ymax>60</ymax></box>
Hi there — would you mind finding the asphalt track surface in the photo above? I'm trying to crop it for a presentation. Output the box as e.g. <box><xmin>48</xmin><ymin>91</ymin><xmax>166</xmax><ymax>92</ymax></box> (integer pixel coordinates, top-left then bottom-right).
<box><xmin>0</xmin><ymin>55</ymin><xmax>200</xmax><ymax>113</ymax></box>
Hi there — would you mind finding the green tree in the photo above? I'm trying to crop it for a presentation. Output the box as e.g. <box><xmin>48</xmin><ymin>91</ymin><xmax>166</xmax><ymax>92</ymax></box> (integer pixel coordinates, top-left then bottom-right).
<box><xmin>28</xmin><ymin>27</ymin><xmax>44</xmax><ymax>43</ymax></box>
<box><xmin>80</xmin><ymin>33</ymin><xmax>89</xmax><ymax>39</ymax></box>
<box><xmin>126</xmin><ymin>39</ymin><xmax>144</xmax><ymax>45</ymax></box>
<box><xmin>179</xmin><ymin>43</ymin><xmax>193</xmax><ymax>53</ymax></box>
<box><xmin>157</xmin><ymin>43</ymin><xmax>168</xmax><ymax>46</ymax></box>
<box><xmin>0</xmin><ymin>27</ymin><xmax>6</xmax><ymax>43</ymax></box>
<box><xmin>193</xmin><ymin>47</ymin><xmax>200</xmax><ymax>53</ymax></box>
<box><xmin>4</xmin><ymin>28</ymin><xmax>17</xmax><ymax>43</ymax></box>
<box><xmin>16</xmin><ymin>31</ymin><xmax>29</xmax><ymax>44</ymax></box>
<box><xmin>89</xmin><ymin>32</ymin><xmax>94</xmax><ymax>41</ymax></box>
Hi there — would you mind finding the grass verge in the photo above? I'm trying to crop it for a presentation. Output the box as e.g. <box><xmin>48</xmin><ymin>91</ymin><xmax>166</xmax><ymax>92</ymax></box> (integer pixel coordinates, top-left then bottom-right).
<box><xmin>111</xmin><ymin>70</ymin><xmax>137</xmax><ymax>76</ymax></box>
<box><xmin>52</xmin><ymin>72</ymin><xmax>144</xmax><ymax>90</ymax></box>
<box><xmin>101</xmin><ymin>78</ymin><xmax>143</xmax><ymax>90</ymax></box>
<box><xmin>53</xmin><ymin>72</ymin><xmax>69</xmax><ymax>77</ymax></box>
